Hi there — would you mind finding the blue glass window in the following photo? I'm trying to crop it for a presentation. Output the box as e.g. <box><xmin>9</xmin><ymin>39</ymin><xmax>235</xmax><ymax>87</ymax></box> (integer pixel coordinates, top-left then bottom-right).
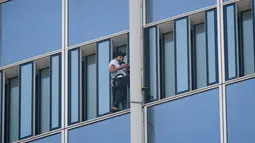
<box><xmin>8</xmin><ymin>77</ymin><xmax>19</xmax><ymax>143</ymax></box>
<box><xmin>68</xmin><ymin>114</ymin><xmax>130</xmax><ymax>143</ymax></box>
<box><xmin>68</xmin><ymin>0</ymin><xmax>129</xmax><ymax>46</ymax></box>
<box><xmin>146</xmin><ymin>0</ymin><xmax>216</xmax><ymax>23</ymax></box>
<box><xmin>50</xmin><ymin>54</ymin><xmax>61</xmax><ymax>129</ymax></box>
<box><xmin>147</xmin><ymin>89</ymin><xmax>220</xmax><ymax>143</ymax></box>
<box><xmin>224</xmin><ymin>4</ymin><xmax>237</xmax><ymax>80</ymax></box>
<box><xmin>162</xmin><ymin>32</ymin><xmax>175</xmax><ymax>97</ymax></box>
<box><xmin>194</xmin><ymin>23</ymin><xmax>207</xmax><ymax>89</ymax></box>
<box><xmin>19</xmin><ymin>62</ymin><xmax>34</xmax><ymax>139</ymax></box>
<box><xmin>0</xmin><ymin>0</ymin><xmax>62</xmax><ymax>66</ymax></box>
<box><xmin>206</xmin><ymin>9</ymin><xmax>218</xmax><ymax>84</ymax></box>
<box><xmin>240</xmin><ymin>10</ymin><xmax>254</xmax><ymax>76</ymax></box>
<box><xmin>39</xmin><ymin>68</ymin><xmax>50</xmax><ymax>134</ymax></box>
<box><xmin>97</xmin><ymin>40</ymin><xmax>111</xmax><ymax>116</ymax></box>
<box><xmin>175</xmin><ymin>17</ymin><xmax>190</xmax><ymax>93</ymax></box>
<box><xmin>28</xmin><ymin>134</ymin><xmax>61</xmax><ymax>143</ymax></box>
<box><xmin>144</xmin><ymin>27</ymin><xmax>158</xmax><ymax>102</ymax></box>
<box><xmin>83</xmin><ymin>55</ymin><xmax>97</xmax><ymax>120</ymax></box>
<box><xmin>68</xmin><ymin>48</ymin><xmax>80</xmax><ymax>124</ymax></box>
<box><xmin>226</xmin><ymin>78</ymin><xmax>255</xmax><ymax>143</ymax></box>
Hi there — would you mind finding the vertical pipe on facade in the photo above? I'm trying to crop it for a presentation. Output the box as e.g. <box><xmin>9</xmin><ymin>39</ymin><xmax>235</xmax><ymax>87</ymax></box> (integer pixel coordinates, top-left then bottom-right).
<box><xmin>217</xmin><ymin>0</ymin><xmax>227</xmax><ymax>143</ymax></box>
<box><xmin>62</xmin><ymin>0</ymin><xmax>68</xmax><ymax>142</ymax></box>
<box><xmin>129</xmin><ymin>0</ymin><xmax>145</xmax><ymax>142</ymax></box>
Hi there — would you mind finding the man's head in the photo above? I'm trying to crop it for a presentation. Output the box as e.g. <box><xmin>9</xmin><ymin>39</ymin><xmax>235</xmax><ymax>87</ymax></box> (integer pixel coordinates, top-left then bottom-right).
<box><xmin>114</xmin><ymin>52</ymin><xmax>126</xmax><ymax>62</ymax></box>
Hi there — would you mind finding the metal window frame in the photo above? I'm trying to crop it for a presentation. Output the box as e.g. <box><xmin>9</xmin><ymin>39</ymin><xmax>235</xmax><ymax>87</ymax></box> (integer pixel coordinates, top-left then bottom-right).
<box><xmin>96</xmin><ymin>39</ymin><xmax>112</xmax><ymax>117</ymax></box>
<box><xmin>50</xmin><ymin>53</ymin><xmax>62</xmax><ymax>130</ymax></box>
<box><xmin>206</xmin><ymin>8</ymin><xmax>219</xmax><ymax>85</ymax></box>
<box><xmin>67</xmin><ymin>48</ymin><xmax>81</xmax><ymax>125</ymax></box>
<box><xmin>143</xmin><ymin>26</ymin><xmax>159</xmax><ymax>103</ymax></box>
<box><xmin>223</xmin><ymin>3</ymin><xmax>238</xmax><ymax>80</ymax></box>
<box><xmin>174</xmin><ymin>17</ymin><xmax>191</xmax><ymax>94</ymax></box>
<box><xmin>18</xmin><ymin>61</ymin><xmax>34</xmax><ymax>140</ymax></box>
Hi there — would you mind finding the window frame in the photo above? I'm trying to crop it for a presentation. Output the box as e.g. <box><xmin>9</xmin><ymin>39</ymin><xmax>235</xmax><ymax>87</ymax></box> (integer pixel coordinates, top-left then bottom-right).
<box><xmin>68</xmin><ymin>48</ymin><xmax>81</xmax><ymax>125</ymax></box>
<box><xmin>96</xmin><ymin>39</ymin><xmax>112</xmax><ymax>117</ymax></box>
<box><xmin>223</xmin><ymin>3</ymin><xmax>238</xmax><ymax>80</ymax></box>
<box><xmin>143</xmin><ymin>26</ymin><xmax>159</xmax><ymax>102</ymax></box>
<box><xmin>205</xmin><ymin>8</ymin><xmax>219</xmax><ymax>85</ymax></box>
<box><xmin>18</xmin><ymin>61</ymin><xmax>34</xmax><ymax>140</ymax></box>
<box><xmin>50</xmin><ymin>53</ymin><xmax>62</xmax><ymax>130</ymax></box>
<box><xmin>174</xmin><ymin>16</ymin><xmax>190</xmax><ymax>94</ymax></box>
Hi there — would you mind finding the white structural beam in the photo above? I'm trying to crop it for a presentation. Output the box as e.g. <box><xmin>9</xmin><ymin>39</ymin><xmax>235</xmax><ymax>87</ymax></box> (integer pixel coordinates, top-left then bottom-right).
<box><xmin>129</xmin><ymin>0</ymin><xmax>144</xmax><ymax>143</ymax></box>
<box><xmin>217</xmin><ymin>0</ymin><xmax>227</xmax><ymax>143</ymax></box>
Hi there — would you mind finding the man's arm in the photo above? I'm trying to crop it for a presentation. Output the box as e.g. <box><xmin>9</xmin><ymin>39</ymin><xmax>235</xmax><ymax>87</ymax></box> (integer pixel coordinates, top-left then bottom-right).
<box><xmin>109</xmin><ymin>64</ymin><xmax>129</xmax><ymax>73</ymax></box>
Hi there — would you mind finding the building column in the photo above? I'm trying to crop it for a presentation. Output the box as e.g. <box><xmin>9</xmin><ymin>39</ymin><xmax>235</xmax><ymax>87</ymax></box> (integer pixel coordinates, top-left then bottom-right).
<box><xmin>217</xmin><ymin>0</ymin><xmax>227</xmax><ymax>143</ymax></box>
<box><xmin>129</xmin><ymin>0</ymin><xmax>145</xmax><ymax>143</ymax></box>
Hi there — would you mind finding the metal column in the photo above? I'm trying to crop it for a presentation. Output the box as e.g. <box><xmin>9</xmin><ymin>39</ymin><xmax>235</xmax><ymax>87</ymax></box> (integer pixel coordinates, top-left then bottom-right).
<box><xmin>129</xmin><ymin>0</ymin><xmax>145</xmax><ymax>143</ymax></box>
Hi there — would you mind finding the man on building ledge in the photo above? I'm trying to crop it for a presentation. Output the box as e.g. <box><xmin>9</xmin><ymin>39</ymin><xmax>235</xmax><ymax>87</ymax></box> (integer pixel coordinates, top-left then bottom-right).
<box><xmin>109</xmin><ymin>52</ymin><xmax>130</xmax><ymax>111</ymax></box>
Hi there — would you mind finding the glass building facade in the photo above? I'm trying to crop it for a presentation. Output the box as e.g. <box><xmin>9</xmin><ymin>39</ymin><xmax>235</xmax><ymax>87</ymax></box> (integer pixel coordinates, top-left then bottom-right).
<box><xmin>0</xmin><ymin>0</ymin><xmax>254</xmax><ymax>143</ymax></box>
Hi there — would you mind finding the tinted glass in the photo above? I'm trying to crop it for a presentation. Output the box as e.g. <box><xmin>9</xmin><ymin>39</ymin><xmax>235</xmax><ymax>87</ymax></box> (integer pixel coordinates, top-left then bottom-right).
<box><xmin>97</xmin><ymin>40</ymin><xmax>110</xmax><ymax>115</ymax></box>
<box><xmin>68</xmin><ymin>114</ymin><xmax>130</xmax><ymax>143</ymax></box>
<box><xmin>163</xmin><ymin>33</ymin><xmax>175</xmax><ymax>97</ymax></box>
<box><xmin>50</xmin><ymin>54</ymin><xmax>61</xmax><ymax>129</ymax></box>
<box><xmin>226</xmin><ymin>78</ymin><xmax>255</xmax><ymax>143</ymax></box>
<box><xmin>147</xmin><ymin>89</ymin><xmax>220</xmax><ymax>143</ymax></box>
<box><xmin>28</xmin><ymin>134</ymin><xmax>61</xmax><ymax>143</ymax></box>
<box><xmin>175</xmin><ymin>17</ymin><xmax>190</xmax><ymax>93</ymax></box>
<box><xmin>0</xmin><ymin>0</ymin><xmax>61</xmax><ymax>66</ymax></box>
<box><xmin>68</xmin><ymin>0</ymin><xmax>129</xmax><ymax>46</ymax></box>
<box><xmin>149</xmin><ymin>27</ymin><xmax>158</xmax><ymax>100</ymax></box>
<box><xmin>68</xmin><ymin>49</ymin><xmax>80</xmax><ymax>124</ymax></box>
<box><xmin>224</xmin><ymin>4</ymin><xmax>237</xmax><ymax>79</ymax></box>
<box><xmin>85</xmin><ymin>55</ymin><xmax>97</xmax><ymax>120</ymax></box>
<box><xmin>195</xmin><ymin>24</ymin><xmax>207</xmax><ymax>89</ymax></box>
<box><xmin>20</xmin><ymin>62</ymin><xmax>33</xmax><ymax>138</ymax></box>
<box><xmin>241</xmin><ymin>10</ymin><xmax>254</xmax><ymax>75</ymax></box>
<box><xmin>146</xmin><ymin>0</ymin><xmax>216</xmax><ymax>23</ymax></box>
<box><xmin>206</xmin><ymin>9</ymin><xmax>218</xmax><ymax>84</ymax></box>
<box><xmin>9</xmin><ymin>78</ymin><xmax>19</xmax><ymax>143</ymax></box>
<box><xmin>40</xmin><ymin>68</ymin><xmax>50</xmax><ymax>133</ymax></box>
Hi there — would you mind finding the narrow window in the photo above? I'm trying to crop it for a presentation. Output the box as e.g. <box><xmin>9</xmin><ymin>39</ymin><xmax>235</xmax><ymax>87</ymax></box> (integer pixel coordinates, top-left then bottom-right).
<box><xmin>39</xmin><ymin>68</ymin><xmax>50</xmax><ymax>133</ymax></box>
<box><xmin>68</xmin><ymin>48</ymin><xmax>80</xmax><ymax>124</ymax></box>
<box><xmin>19</xmin><ymin>62</ymin><xmax>34</xmax><ymax>139</ymax></box>
<box><xmin>206</xmin><ymin>9</ymin><xmax>218</xmax><ymax>84</ymax></box>
<box><xmin>224</xmin><ymin>4</ymin><xmax>238</xmax><ymax>80</ymax></box>
<box><xmin>50</xmin><ymin>54</ymin><xmax>61</xmax><ymax>129</ymax></box>
<box><xmin>194</xmin><ymin>23</ymin><xmax>207</xmax><ymax>89</ymax></box>
<box><xmin>144</xmin><ymin>27</ymin><xmax>158</xmax><ymax>102</ymax></box>
<box><xmin>240</xmin><ymin>10</ymin><xmax>254</xmax><ymax>75</ymax></box>
<box><xmin>97</xmin><ymin>40</ymin><xmax>111</xmax><ymax>116</ymax></box>
<box><xmin>162</xmin><ymin>32</ymin><xmax>175</xmax><ymax>97</ymax></box>
<box><xmin>175</xmin><ymin>17</ymin><xmax>190</xmax><ymax>93</ymax></box>
<box><xmin>8</xmin><ymin>77</ymin><xmax>19</xmax><ymax>143</ymax></box>
<box><xmin>83</xmin><ymin>55</ymin><xmax>97</xmax><ymax>120</ymax></box>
